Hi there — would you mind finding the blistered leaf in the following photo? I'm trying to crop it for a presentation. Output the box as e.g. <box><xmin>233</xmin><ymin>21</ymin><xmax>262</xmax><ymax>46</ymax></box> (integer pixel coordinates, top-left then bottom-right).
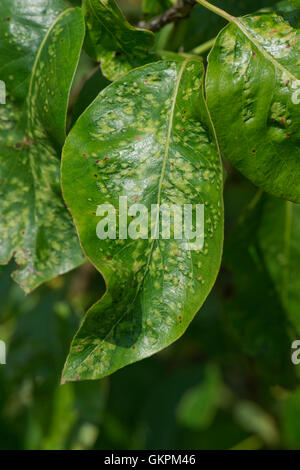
<box><xmin>258</xmin><ymin>195</ymin><xmax>300</xmax><ymax>334</ymax></box>
<box><xmin>61</xmin><ymin>59</ymin><xmax>224</xmax><ymax>381</ymax></box>
<box><xmin>83</xmin><ymin>0</ymin><xmax>156</xmax><ymax>81</ymax></box>
<box><xmin>71</xmin><ymin>68</ymin><xmax>110</xmax><ymax>126</ymax></box>
<box><xmin>165</xmin><ymin>0</ymin><xmax>280</xmax><ymax>53</ymax></box>
<box><xmin>0</xmin><ymin>0</ymin><xmax>67</xmax><ymax>102</ymax></box>
<box><xmin>0</xmin><ymin>8</ymin><xmax>85</xmax><ymax>293</ymax></box>
<box><xmin>206</xmin><ymin>12</ymin><xmax>300</xmax><ymax>202</ymax></box>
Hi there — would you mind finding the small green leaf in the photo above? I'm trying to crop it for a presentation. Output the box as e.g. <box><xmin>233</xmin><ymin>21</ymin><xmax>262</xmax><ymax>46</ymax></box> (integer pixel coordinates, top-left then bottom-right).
<box><xmin>71</xmin><ymin>68</ymin><xmax>110</xmax><ymax>126</ymax></box>
<box><xmin>206</xmin><ymin>12</ymin><xmax>300</xmax><ymax>202</ymax></box>
<box><xmin>0</xmin><ymin>8</ymin><xmax>86</xmax><ymax>292</ymax></box>
<box><xmin>165</xmin><ymin>0</ymin><xmax>279</xmax><ymax>53</ymax></box>
<box><xmin>62</xmin><ymin>59</ymin><xmax>224</xmax><ymax>381</ymax></box>
<box><xmin>83</xmin><ymin>0</ymin><xmax>156</xmax><ymax>81</ymax></box>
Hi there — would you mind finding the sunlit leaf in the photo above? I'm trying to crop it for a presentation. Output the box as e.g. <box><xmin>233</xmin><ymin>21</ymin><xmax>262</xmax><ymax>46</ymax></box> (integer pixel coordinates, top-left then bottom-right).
<box><xmin>165</xmin><ymin>0</ymin><xmax>280</xmax><ymax>53</ymax></box>
<box><xmin>71</xmin><ymin>68</ymin><xmax>110</xmax><ymax>126</ymax></box>
<box><xmin>83</xmin><ymin>0</ymin><xmax>156</xmax><ymax>81</ymax></box>
<box><xmin>206</xmin><ymin>12</ymin><xmax>300</xmax><ymax>202</ymax></box>
<box><xmin>0</xmin><ymin>7</ymin><xmax>85</xmax><ymax>292</ymax></box>
<box><xmin>62</xmin><ymin>58</ymin><xmax>224</xmax><ymax>381</ymax></box>
<box><xmin>0</xmin><ymin>0</ymin><xmax>67</xmax><ymax>102</ymax></box>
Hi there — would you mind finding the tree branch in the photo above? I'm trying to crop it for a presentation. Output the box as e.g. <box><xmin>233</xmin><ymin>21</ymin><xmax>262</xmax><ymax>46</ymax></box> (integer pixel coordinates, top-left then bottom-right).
<box><xmin>138</xmin><ymin>0</ymin><xmax>196</xmax><ymax>33</ymax></box>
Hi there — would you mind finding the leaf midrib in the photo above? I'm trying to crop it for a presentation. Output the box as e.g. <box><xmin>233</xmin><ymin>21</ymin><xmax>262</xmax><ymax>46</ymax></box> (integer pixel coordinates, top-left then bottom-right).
<box><xmin>26</xmin><ymin>9</ymin><xmax>72</xmax><ymax>273</ymax></box>
<box><xmin>26</xmin><ymin>9</ymin><xmax>78</xmax><ymax>280</ymax></box>
<box><xmin>137</xmin><ymin>58</ymin><xmax>190</xmax><ymax>297</ymax></box>
<box><xmin>235</xmin><ymin>16</ymin><xmax>298</xmax><ymax>83</ymax></box>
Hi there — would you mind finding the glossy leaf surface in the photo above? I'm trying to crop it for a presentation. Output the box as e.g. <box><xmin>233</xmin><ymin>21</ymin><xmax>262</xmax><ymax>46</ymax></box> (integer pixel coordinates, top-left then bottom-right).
<box><xmin>83</xmin><ymin>0</ymin><xmax>156</xmax><ymax>81</ymax></box>
<box><xmin>0</xmin><ymin>0</ymin><xmax>67</xmax><ymax>102</ymax></box>
<box><xmin>0</xmin><ymin>8</ymin><xmax>85</xmax><ymax>292</ymax></box>
<box><xmin>206</xmin><ymin>12</ymin><xmax>300</xmax><ymax>202</ymax></box>
<box><xmin>164</xmin><ymin>0</ymin><xmax>280</xmax><ymax>53</ymax></box>
<box><xmin>62</xmin><ymin>59</ymin><xmax>224</xmax><ymax>380</ymax></box>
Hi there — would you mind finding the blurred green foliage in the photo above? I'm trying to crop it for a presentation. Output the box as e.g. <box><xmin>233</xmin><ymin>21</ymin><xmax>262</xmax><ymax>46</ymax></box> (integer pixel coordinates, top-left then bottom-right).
<box><xmin>1</xmin><ymin>167</ymin><xmax>300</xmax><ymax>449</ymax></box>
<box><xmin>1</xmin><ymin>0</ymin><xmax>300</xmax><ymax>450</ymax></box>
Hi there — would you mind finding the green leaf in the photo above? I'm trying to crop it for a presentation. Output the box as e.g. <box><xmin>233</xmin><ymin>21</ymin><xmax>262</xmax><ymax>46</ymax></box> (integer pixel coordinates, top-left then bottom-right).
<box><xmin>0</xmin><ymin>0</ymin><xmax>68</xmax><ymax>102</ymax></box>
<box><xmin>83</xmin><ymin>0</ymin><xmax>156</xmax><ymax>81</ymax></box>
<box><xmin>206</xmin><ymin>12</ymin><xmax>300</xmax><ymax>202</ymax></box>
<box><xmin>258</xmin><ymin>195</ymin><xmax>300</xmax><ymax>334</ymax></box>
<box><xmin>61</xmin><ymin>59</ymin><xmax>224</xmax><ymax>381</ymax></box>
<box><xmin>165</xmin><ymin>1</ymin><xmax>280</xmax><ymax>53</ymax></box>
<box><xmin>0</xmin><ymin>8</ymin><xmax>86</xmax><ymax>293</ymax></box>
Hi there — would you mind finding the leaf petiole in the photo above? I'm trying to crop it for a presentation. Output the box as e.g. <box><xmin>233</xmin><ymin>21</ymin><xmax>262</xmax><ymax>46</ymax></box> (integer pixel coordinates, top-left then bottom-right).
<box><xmin>191</xmin><ymin>38</ymin><xmax>216</xmax><ymax>55</ymax></box>
<box><xmin>195</xmin><ymin>0</ymin><xmax>235</xmax><ymax>23</ymax></box>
